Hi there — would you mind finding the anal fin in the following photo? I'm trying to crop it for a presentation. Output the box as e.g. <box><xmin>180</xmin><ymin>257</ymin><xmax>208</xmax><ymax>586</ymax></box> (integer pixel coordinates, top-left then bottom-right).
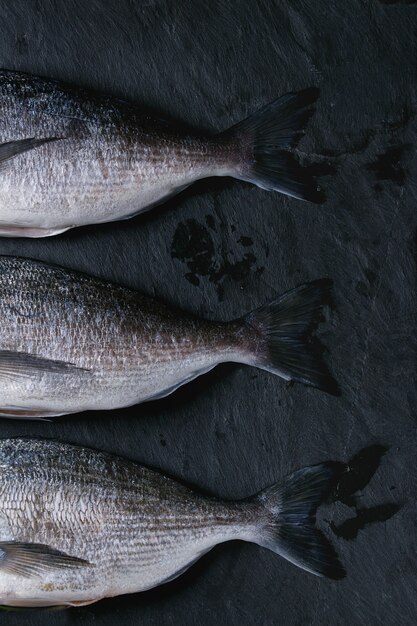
<box><xmin>66</xmin><ymin>598</ymin><xmax>102</xmax><ymax>607</ymax></box>
<box><xmin>0</xmin><ymin>224</ymin><xmax>71</xmax><ymax>238</ymax></box>
<box><xmin>143</xmin><ymin>365</ymin><xmax>217</xmax><ymax>403</ymax></box>
<box><xmin>0</xmin><ymin>407</ymin><xmax>62</xmax><ymax>421</ymax></box>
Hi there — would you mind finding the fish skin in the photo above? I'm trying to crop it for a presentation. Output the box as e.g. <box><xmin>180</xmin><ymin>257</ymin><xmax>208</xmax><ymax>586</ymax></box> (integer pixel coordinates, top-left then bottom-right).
<box><xmin>0</xmin><ymin>438</ymin><xmax>258</xmax><ymax>607</ymax></box>
<box><xmin>0</xmin><ymin>256</ymin><xmax>336</xmax><ymax>418</ymax></box>
<box><xmin>0</xmin><ymin>438</ymin><xmax>344</xmax><ymax>607</ymax></box>
<box><xmin>0</xmin><ymin>70</ymin><xmax>321</xmax><ymax>236</ymax></box>
<box><xmin>0</xmin><ymin>256</ymin><xmax>244</xmax><ymax>417</ymax></box>
<box><xmin>0</xmin><ymin>69</ymin><xmax>241</xmax><ymax>234</ymax></box>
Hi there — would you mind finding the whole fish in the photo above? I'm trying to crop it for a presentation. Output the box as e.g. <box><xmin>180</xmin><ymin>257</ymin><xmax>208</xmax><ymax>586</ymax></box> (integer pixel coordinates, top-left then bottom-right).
<box><xmin>0</xmin><ymin>70</ymin><xmax>322</xmax><ymax>238</ymax></box>
<box><xmin>0</xmin><ymin>256</ymin><xmax>337</xmax><ymax>419</ymax></box>
<box><xmin>0</xmin><ymin>438</ymin><xmax>345</xmax><ymax>607</ymax></box>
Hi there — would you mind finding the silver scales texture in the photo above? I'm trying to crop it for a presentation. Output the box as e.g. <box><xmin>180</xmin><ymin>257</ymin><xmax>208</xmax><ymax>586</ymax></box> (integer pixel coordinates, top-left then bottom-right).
<box><xmin>0</xmin><ymin>256</ymin><xmax>249</xmax><ymax>416</ymax></box>
<box><xmin>0</xmin><ymin>438</ymin><xmax>256</xmax><ymax>606</ymax></box>
<box><xmin>0</xmin><ymin>70</ymin><xmax>234</xmax><ymax>236</ymax></box>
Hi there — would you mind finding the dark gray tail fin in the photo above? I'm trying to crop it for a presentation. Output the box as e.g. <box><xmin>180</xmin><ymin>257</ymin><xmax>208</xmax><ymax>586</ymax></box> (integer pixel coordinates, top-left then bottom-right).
<box><xmin>253</xmin><ymin>463</ymin><xmax>345</xmax><ymax>579</ymax></box>
<box><xmin>242</xmin><ymin>279</ymin><xmax>339</xmax><ymax>394</ymax></box>
<box><xmin>223</xmin><ymin>88</ymin><xmax>323</xmax><ymax>202</ymax></box>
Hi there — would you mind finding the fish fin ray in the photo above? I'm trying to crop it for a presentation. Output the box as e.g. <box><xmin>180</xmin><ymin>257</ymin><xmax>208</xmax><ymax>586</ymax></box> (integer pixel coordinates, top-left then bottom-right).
<box><xmin>0</xmin><ymin>406</ymin><xmax>60</xmax><ymax>420</ymax></box>
<box><xmin>0</xmin><ymin>542</ymin><xmax>90</xmax><ymax>578</ymax></box>
<box><xmin>252</xmin><ymin>462</ymin><xmax>345</xmax><ymax>579</ymax></box>
<box><xmin>65</xmin><ymin>599</ymin><xmax>101</xmax><ymax>607</ymax></box>
<box><xmin>0</xmin><ymin>223</ymin><xmax>71</xmax><ymax>238</ymax></box>
<box><xmin>0</xmin><ymin>601</ymin><xmax>68</xmax><ymax>610</ymax></box>
<box><xmin>0</xmin><ymin>138</ymin><xmax>62</xmax><ymax>171</ymax></box>
<box><xmin>157</xmin><ymin>548</ymin><xmax>213</xmax><ymax>587</ymax></box>
<box><xmin>0</xmin><ymin>350</ymin><xmax>91</xmax><ymax>380</ymax></box>
<box><xmin>241</xmin><ymin>279</ymin><xmax>339</xmax><ymax>394</ymax></box>
<box><xmin>223</xmin><ymin>88</ymin><xmax>324</xmax><ymax>202</ymax></box>
<box><xmin>143</xmin><ymin>365</ymin><xmax>217</xmax><ymax>402</ymax></box>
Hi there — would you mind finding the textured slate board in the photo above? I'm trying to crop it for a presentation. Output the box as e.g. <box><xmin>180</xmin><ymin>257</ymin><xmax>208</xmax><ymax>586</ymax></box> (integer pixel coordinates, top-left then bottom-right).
<box><xmin>0</xmin><ymin>0</ymin><xmax>416</xmax><ymax>624</ymax></box>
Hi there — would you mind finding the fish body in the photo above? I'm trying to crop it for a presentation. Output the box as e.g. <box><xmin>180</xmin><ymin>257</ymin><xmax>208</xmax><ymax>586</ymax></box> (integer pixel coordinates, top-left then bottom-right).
<box><xmin>0</xmin><ymin>438</ymin><xmax>344</xmax><ymax>607</ymax></box>
<box><xmin>0</xmin><ymin>70</ymin><xmax>322</xmax><ymax>237</ymax></box>
<box><xmin>0</xmin><ymin>256</ymin><xmax>336</xmax><ymax>418</ymax></box>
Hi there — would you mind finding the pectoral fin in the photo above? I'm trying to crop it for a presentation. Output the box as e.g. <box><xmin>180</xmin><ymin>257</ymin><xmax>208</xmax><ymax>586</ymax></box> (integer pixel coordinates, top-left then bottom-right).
<box><xmin>0</xmin><ymin>137</ymin><xmax>61</xmax><ymax>171</ymax></box>
<box><xmin>0</xmin><ymin>350</ymin><xmax>90</xmax><ymax>380</ymax></box>
<box><xmin>0</xmin><ymin>542</ymin><xmax>90</xmax><ymax>578</ymax></box>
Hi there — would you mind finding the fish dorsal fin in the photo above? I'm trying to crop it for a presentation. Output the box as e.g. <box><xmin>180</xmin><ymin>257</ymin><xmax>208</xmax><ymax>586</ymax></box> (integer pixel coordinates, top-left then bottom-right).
<box><xmin>0</xmin><ymin>542</ymin><xmax>90</xmax><ymax>578</ymax></box>
<box><xmin>0</xmin><ymin>350</ymin><xmax>91</xmax><ymax>380</ymax></box>
<box><xmin>0</xmin><ymin>137</ymin><xmax>61</xmax><ymax>170</ymax></box>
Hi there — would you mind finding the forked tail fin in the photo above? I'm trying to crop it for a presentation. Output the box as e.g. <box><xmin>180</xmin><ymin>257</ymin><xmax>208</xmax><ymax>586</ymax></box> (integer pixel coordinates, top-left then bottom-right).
<box><xmin>252</xmin><ymin>462</ymin><xmax>345</xmax><ymax>578</ymax></box>
<box><xmin>240</xmin><ymin>279</ymin><xmax>339</xmax><ymax>394</ymax></box>
<box><xmin>222</xmin><ymin>88</ymin><xmax>323</xmax><ymax>202</ymax></box>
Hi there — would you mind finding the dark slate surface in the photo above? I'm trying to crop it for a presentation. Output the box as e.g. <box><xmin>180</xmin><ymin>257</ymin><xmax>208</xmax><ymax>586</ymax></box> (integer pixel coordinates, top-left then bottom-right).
<box><xmin>0</xmin><ymin>1</ymin><xmax>416</xmax><ymax>624</ymax></box>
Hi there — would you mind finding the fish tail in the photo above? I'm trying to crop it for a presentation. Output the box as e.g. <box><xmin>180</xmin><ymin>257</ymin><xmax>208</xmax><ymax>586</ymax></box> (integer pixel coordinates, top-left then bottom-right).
<box><xmin>250</xmin><ymin>462</ymin><xmax>345</xmax><ymax>578</ymax></box>
<box><xmin>221</xmin><ymin>88</ymin><xmax>323</xmax><ymax>202</ymax></box>
<box><xmin>237</xmin><ymin>279</ymin><xmax>339</xmax><ymax>394</ymax></box>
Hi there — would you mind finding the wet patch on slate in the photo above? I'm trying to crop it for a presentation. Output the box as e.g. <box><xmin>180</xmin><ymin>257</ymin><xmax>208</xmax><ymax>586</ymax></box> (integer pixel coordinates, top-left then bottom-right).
<box><xmin>320</xmin><ymin>129</ymin><xmax>377</xmax><ymax>158</ymax></box>
<box><xmin>171</xmin><ymin>217</ymin><xmax>264</xmax><ymax>300</ymax></box>
<box><xmin>328</xmin><ymin>445</ymin><xmax>401</xmax><ymax>540</ymax></box>
<box><xmin>302</xmin><ymin>160</ymin><xmax>338</xmax><ymax>178</ymax></box>
<box><xmin>332</xmin><ymin>445</ymin><xmax>388</xmax><ymax>507</ymax></box>
<box><xmin>330</xmin><ymin>503</ymin><xmax>401</xmax><ymax>540</ymax></box>
<box><xmin>366</xmin><ymin>144</ymin><xmax>410</xmax><ymax>190</ymax></box>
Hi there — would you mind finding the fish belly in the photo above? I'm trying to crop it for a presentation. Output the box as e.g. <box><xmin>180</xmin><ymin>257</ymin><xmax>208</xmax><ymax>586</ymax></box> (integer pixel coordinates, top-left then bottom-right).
<box><xmin>0</xmin><ymin>355</ymin><xmax>227</xmax><ymax>417</ymax></box>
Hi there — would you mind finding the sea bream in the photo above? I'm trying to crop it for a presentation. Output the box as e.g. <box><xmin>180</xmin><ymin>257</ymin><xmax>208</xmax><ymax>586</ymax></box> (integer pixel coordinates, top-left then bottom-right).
<box><xmin>0</xmin><ymin>438</ymin><xmax>345</xmax><ymax>607</ymax></box>
<box><xmin>0</xmin><ymin>69</ymin><xmax>322</xmax><ymax>237</ymax></box>
<box><xmin>0</xmin><ymin>256</ymin><xmax>337</xmax><ymax>419</ymax></box>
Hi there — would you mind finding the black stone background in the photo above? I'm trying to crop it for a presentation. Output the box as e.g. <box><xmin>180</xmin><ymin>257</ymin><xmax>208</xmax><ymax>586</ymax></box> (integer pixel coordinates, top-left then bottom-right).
<box><xmin>0</xmin><ymin>1</ymin><xmax>416</xmax><ymax>624</ymax></box>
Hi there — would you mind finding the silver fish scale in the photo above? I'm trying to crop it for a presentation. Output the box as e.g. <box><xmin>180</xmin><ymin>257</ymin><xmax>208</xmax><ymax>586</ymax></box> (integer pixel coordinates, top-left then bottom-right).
<box><xmin>0</xmin><ymin>439</ymin><xmax>257</xmax><ymax>606</ymax></box>
<box><xmin>0</xmin><ymin>70</ymin><xmax>235</xmax><ymax>234</ymax></box>
<box><xmin>0</xmin><ymin>256</ymin><xmax>248</xmax><ymax>416</ymax></box>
